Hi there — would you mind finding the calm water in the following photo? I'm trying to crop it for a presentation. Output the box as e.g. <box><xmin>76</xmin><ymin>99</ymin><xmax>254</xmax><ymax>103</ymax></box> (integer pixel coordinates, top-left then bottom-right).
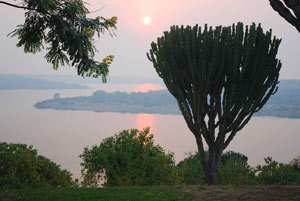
<box><xmin>1</xmin><ymin>84</ymin><xmax>299</xmax><ymax>179</ymax></box>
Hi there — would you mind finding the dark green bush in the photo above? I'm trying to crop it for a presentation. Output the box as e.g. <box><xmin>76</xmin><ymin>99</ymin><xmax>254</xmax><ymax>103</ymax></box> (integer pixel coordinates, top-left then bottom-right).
<box><xmin>219</xmin><ymin>151</ymin><xmax>256</xmax><ymax>185</ymax></box>
<box><xmin>176</xmin><ymin>153</ymin><xmax>205</xmax><ymax>185</ymax></box>
<box><xmin>256</xmin><ymin>157</ymin><xmax>300</xmax><ymax>185</ymax></box>
<box><xmin>177</xmin><ymin>151</ymin><xmax>256</xmax><ymax>185</ymax></box>
<box><xmin>219</xmin><ymin>157</ymin><xmax>256</xmax><ymax>185</ymax></box>
<box><xmin>220</xmin><ymin>151</ymin><xmax>248</xmax><ymax>166</ymax></box>
<box><xmin>0</xmin><ymin>142</ymin><xmax>73</xmax><ymax>189</ymax></box>
<box><xmin>80</xmin><ymin>128</ymin><xmax>177</xmax><ymax>187</ymax></box>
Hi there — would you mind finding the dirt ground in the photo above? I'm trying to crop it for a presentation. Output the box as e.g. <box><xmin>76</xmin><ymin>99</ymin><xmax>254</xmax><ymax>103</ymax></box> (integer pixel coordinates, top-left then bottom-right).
<box><xmin>173</xmin><ymin>185</ymin><xmax>300</xmax><ymax>201</ymax></box>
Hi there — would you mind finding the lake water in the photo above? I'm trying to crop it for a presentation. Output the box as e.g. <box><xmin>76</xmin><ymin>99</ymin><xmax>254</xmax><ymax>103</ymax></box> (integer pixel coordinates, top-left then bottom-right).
<box><xmin>1</xmin><ymin>84</ymin><xmax>300</xmax><ymax>179</ymax></box>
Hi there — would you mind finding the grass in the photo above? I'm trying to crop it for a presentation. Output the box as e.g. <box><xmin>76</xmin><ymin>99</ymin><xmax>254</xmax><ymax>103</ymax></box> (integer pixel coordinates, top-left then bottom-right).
<box><xmin>1</xmin><ymin>185</ymin><xmax>300</xmax><ymax>201</ymax></box>
<box><xmin>0</xmin><ymin>186</ymin><xmax>190</xmax><ymax>201</ymax></box>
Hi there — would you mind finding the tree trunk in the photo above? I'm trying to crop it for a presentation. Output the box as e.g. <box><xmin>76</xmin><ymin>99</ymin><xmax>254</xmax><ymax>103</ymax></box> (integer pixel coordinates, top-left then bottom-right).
<box><xmin>195</xmin><ymin>136</ymin><xmax>222</xmax><ymax>185</ymax></box>
<box><xmin>207</xmin><ymin>148</ymin><xmax>222</xmax><ymax>185</ymax></box>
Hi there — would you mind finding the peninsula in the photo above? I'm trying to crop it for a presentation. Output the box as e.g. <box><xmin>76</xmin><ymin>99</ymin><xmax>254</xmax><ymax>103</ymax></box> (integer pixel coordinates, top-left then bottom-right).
<box><xmin>35</xmin><ymin>80</ymin><xmax>300</xmax><ymax>118</ymax></box>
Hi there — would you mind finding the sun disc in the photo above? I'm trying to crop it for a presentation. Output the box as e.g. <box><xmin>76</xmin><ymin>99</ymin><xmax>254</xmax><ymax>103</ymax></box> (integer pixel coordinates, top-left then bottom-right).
<box><xmin>143</xmin><ymin>17</ymin><xmax>151</xmax><ymax>25</ymax></box>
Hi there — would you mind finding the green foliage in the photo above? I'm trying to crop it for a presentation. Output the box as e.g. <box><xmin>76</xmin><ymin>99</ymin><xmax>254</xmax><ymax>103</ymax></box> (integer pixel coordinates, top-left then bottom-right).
<box><xmin>176</xmin><ymin>153</ymin><xmax>205</xmax><ymax>185</ymax></box>
<box><xmin>177</xmin><ymin>151</ymin><xmax>256</xmax><ymax>185</ymax></box>
<box><xmin>177</xmin><ymin>153</ymin><xmax>300</xmax><ymax>185</ymax></box>
<box><xmin>80</xmin><ymin>128</ymin><xmax>177</xmax><ymax>187</ymax></box>
<box><xmin>0</xmin><ymin>142</ymin><xmax>73</xmax><ymax>189</ymax></box>
<box><xmin>220</xmin><ymin>151</ymin><xmax>248</xmax><ymax>166</ymax></box>
<box><xmin>219</xmin><ymin>157</ymin><xmax>256</xmax><ymax>185</ymax></box>
<box><xmin>6</xmin><ymin>0</ymin><xmax>117</xmax><ymax>81</ymax></box>
<box><xmin>256</xmin><ymin>157</ymin><xmax>300</xmax><ymax>185</ymax></box>
<box><xmin>0</xmin><ymin>186</ymin><xmax>189</xmax><ymax>201</ymax></box>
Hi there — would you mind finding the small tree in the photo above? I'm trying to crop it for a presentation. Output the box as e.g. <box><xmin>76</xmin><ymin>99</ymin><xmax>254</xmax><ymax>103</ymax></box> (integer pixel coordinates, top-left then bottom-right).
<box><xmin>80</xmin><ymin>128</ymin><xmax>176</xmax><ymax>187</ymax></box>
<box><xmin>147</xmin><ymin>23</ymin><xmax>282</xmax><ymax>184</ymax></box>
<box><xmin>269</xmin><ymin>0</ymin><xmax>300</xmax><ymax>33</ymax></box>
<box><xmin>0</xmin><ymin>0</ymin><xmax>117</xmax><ymax>81</ymax></box>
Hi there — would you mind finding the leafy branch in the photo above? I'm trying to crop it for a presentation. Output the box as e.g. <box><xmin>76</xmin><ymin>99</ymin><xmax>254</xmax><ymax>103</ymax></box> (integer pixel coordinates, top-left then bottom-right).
<box><xmin>0</xmin><ymin>0</ymin><xmax>117</xmax><ymax>82</ymax></box>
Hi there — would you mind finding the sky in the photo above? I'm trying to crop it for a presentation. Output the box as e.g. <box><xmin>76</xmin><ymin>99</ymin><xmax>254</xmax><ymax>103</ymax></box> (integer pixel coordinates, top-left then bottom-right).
<box><xmin>0</xmin><ymin>0</ymin><xmax>300</xmax><ymax>80</ymax></box>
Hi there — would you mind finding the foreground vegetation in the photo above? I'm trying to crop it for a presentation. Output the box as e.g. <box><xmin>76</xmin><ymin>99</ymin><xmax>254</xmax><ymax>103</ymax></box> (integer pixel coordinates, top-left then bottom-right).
<box><xmin>0</xmin><ymin>186</ymin><xmax>189</xmax><ymax>201</ymax></box>
<box><xmin>80</xmin><ymin>128</ymin><xmax>300</xmax><ymax>186</ymax></box>
<box><xmin>1</xmin><ymin>128</ymin><xmax>300</xmax><ymax>200</ymax></box>
<box><xmin>1</xmin><ymin>185</ymin><xmax>300</xmax><ymax>201</ymax></box>
<box><xmin>1</xmin><ymin>129</ymin><xmax>300</xmax><ymax>189</ymax></box>
<box><xmin>0</xmin><ymin>142</ymin><xmax>74</xmax><ymax>189</ymax></box>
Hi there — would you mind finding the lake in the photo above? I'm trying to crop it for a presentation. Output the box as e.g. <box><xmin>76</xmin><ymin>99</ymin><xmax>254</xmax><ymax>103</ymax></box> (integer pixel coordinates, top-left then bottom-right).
<box><xmin>0</xmin><ymin>84</ymin><xmax>299</xmax><ymax>179</ymax></box>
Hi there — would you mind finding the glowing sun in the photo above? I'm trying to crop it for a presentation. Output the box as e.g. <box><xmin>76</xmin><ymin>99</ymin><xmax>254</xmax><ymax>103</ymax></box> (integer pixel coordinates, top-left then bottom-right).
<box><xmin>143</xmin><ymin>17</ymin><xmax>151</xmax><ymax>25</ymax></box>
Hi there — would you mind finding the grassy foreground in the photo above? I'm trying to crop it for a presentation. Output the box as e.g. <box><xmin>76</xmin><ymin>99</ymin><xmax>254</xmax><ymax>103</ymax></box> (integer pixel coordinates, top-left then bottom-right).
<box><xmin>1</xmin><ymin>185</ymin><xmax>300</xmax><ymax>201</ymax></box>
<box><xmin>0</xmin><ymin>186</ymin><xmax>189</xmax><ymax>201</ymax></box>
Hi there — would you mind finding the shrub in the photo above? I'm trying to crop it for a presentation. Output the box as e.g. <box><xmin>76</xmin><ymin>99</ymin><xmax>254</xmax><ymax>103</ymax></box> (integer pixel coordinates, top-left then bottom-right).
<box><xmin>220</xmin><ymin>151</ymin><xmax>248</xmax><ymax>166</ymax></box>
<box><xmin>256</xmin><ymin>157</ymin><xmax>300</xmax><ymax>185</ymax></box>
<box><xmin>80</xmin><ymin>128</ymin><xmax>177</xmax><ymax>187</ymax></box>
<box><xmin>219</xmin><ymin>157</ymin><xmax>256</xmax><ymax>185</ymax></box>
<box><xmin>219</xmin><ymin>151</ymin><xmax>256</xmax><ymax>185</ymax></box>
<box><xmin>176</xmin><ymin>152</ymin><xmax>205</xmax><ymax>185</ymax></box>
<box><xmin>177</xmin><ymin>151</ymin><xmax>256</xmax><ymax>185</ymax></box>
<box><xmin>0</xmin><ymin>142</ymin><xmax>73</xmax><ymax>189</ymax></box>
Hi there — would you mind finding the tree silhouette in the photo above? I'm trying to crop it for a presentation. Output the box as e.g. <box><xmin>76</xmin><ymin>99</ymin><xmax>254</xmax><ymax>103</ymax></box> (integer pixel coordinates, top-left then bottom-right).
<box><xmin>147</xmin><ymin>23</ymin><xmax>282</xmax><ymax>184</ymax></box>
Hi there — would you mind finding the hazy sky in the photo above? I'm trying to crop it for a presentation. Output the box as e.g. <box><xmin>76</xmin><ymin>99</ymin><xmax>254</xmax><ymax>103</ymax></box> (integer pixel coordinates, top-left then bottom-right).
<box><xmin>0</xmin><ymin>0</ymin><xmax>300</xmax><ymax>80</ymax></box>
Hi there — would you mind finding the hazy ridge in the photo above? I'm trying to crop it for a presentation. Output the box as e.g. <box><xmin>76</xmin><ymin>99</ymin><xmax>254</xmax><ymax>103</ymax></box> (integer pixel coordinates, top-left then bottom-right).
<box><xmin>0</xmin><ymin>75</ymin><xmax>88</xmax><ymax>90</ymax></box>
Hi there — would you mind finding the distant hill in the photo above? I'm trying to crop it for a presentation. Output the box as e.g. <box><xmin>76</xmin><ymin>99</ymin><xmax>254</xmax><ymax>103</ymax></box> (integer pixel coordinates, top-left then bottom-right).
<box><xmin>34</xmin><ymin>80</ymin><xmax>300</xmax><ymax>118</ymax></box>
<box><xmin>0</xmin><ymin>75</ymin><xmax>89</xmax><ymax>90</ymax></box>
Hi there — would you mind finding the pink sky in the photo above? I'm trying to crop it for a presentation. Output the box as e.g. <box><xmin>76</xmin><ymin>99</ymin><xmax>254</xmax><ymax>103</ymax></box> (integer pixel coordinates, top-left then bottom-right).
<box><xmin>0</xmin><ymin>0</ymin><xmax>299</xmax><ymax>79</ymax></box>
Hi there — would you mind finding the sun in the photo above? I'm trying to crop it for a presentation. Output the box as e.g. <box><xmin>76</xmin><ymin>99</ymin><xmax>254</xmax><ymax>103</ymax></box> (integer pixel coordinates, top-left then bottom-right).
<box><xmin>143</xmin><ymin>17</ymin><xmax>151</xmax><ymax>25</ymax></box>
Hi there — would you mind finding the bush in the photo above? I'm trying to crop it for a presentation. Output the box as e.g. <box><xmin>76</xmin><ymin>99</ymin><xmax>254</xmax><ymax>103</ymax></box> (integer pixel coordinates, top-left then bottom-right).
<box><xmin>80</xmin><ymin>128</ymin><xmax>177</xmax><ymax>187</ymax></box>
<box><xmin>219</xmin><ymin>157</ymin><xmax>256</xmax><ymax>185</ymax></box>
<box><xmin>220</xmin><ymin>151</ymin><xmax>248</xmax><ymax>166</ymax></box>
<box><xmin>256</xmin><ymin>157</ymin><xmax>300</xmax><ymax>185</ymax></box>
<box><xmin>0</xmin><ymin>142</ymin><xmax>73</xmax><ymax>189</ymax></box>
<box><xmin>219</xmin><ymin>151</ymin><xmax>256</xmax><ymax>185</ymax></box>
<box><xmin>177</xmin><ymin>151</ymin><xmax>256</xmax><ymax>185</ymax></box>
<box><xmin>176</xmin><ymin>152</ymin><xmax>205</xmax><ymax>185</ymax></box>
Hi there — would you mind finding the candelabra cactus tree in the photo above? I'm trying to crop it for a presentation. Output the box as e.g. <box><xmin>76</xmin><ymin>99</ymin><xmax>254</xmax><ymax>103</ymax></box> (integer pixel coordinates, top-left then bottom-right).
<box><xmin>147</xmin><ymin>23</ymin><xmax>282</xmax><ymax>184</ymax></box>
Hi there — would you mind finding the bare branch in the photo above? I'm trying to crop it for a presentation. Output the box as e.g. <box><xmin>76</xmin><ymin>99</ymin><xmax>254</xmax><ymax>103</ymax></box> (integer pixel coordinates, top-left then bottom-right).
<box><xmin>0</xmin><ymin>1</ymin><xmax>31</xmax><ymax>10</ymax></box>
<box><xmin>269</xmin><ymin>0</ymin><xmax>300</xmax><ymax>33</ymax></box>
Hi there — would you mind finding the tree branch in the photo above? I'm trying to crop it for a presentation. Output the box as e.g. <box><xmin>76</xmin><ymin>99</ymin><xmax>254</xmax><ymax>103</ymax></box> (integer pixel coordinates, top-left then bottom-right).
<box><xmin>269</xmin><ymin>0</ymin><xmax>300</xmax><ymax>33</ymax></box>
<box><xmin>0</xmin><ymin>1</ymin><xmax>31</xmax><ymax>10</ymax></box>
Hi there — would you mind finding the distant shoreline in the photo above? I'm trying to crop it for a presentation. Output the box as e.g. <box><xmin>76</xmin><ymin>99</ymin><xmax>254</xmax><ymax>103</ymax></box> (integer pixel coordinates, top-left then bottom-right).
<box><xmin>35</xmin><ymin>102</ymin><xmax>300</xmax><ymax>119</ymax></box>
<box><xmin>34</xmin><ymin>86</ymin><xmax>300</xmax><ymax>119</ymax></box>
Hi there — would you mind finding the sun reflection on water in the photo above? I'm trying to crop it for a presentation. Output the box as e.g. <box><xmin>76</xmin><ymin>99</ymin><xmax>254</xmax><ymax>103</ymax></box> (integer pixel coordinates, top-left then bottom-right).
<box><xmin>136</xmin><ymin>113</ymin><xmax>154</xmax><ymax>131</ymax></box>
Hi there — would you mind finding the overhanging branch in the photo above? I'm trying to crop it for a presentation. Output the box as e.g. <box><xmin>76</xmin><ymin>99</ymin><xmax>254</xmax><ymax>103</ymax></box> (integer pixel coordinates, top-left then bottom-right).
<box><xmin>269</xmin><ymin>0</ymin><xmax>300</xmax><ymax>33</ymax></box>
<box><xmin>0</xmin><ymin>1</ymin><xmax>31</xmax><ymax>10</ymax></box>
